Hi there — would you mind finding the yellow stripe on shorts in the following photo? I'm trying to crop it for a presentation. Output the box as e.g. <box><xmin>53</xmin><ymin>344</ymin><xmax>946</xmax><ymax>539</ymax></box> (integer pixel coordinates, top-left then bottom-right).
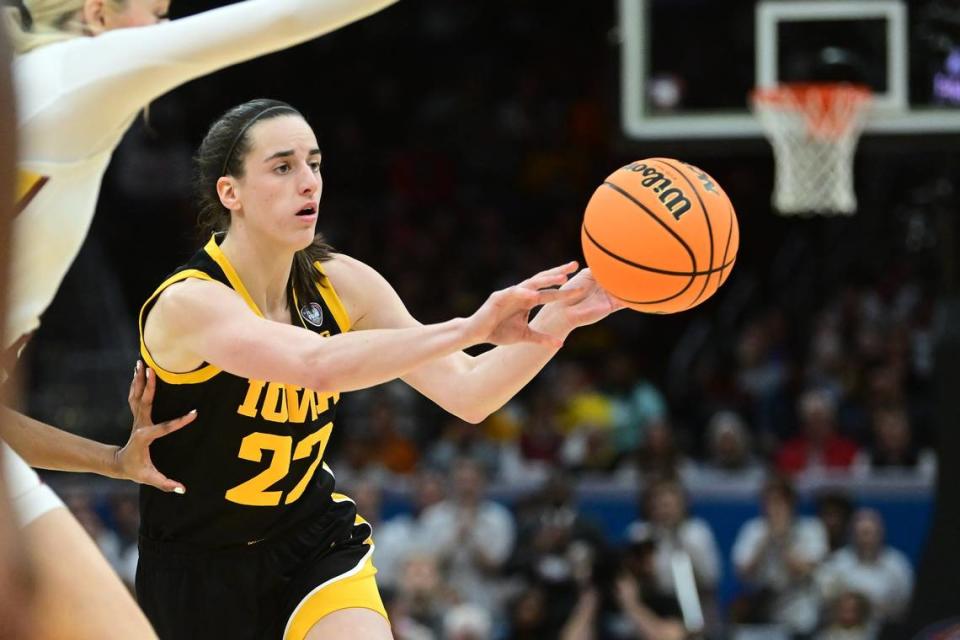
<box><xmin>283</xmin><ymin>549</ymin><xmax>387</xmax><ymax>640</ymax></box>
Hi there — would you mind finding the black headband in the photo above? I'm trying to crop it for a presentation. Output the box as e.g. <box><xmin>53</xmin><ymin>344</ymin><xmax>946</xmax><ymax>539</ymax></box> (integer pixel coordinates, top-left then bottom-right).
<box><xmin>220</xmin><ymin>105</ymin><xmax>294</xmax><ymax>176</ymax></box>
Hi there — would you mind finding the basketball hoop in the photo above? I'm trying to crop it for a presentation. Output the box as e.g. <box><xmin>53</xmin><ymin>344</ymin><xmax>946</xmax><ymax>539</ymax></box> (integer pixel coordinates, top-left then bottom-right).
<box><xmin>751</xmin><ymin>83</ymin><xmax>872</xmax><ymax>216</ymax></box>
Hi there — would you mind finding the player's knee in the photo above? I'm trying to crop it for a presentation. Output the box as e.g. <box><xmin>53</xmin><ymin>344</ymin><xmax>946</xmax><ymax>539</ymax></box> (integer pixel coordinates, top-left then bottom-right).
<box><xmin>304</xmin><ymin>608</ymin><xmax>393</xmax><ymax>640</ymax></box>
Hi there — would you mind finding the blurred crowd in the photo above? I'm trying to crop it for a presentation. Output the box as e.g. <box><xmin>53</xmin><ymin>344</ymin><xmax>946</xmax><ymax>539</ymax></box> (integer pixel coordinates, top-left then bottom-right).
<box><xmin>67</xmin><ymin>463</ymin><xmax>919</xmax><ymax>640</ymax></box>
<box><xmin>25</xmin><ymin>1</ymin><xmax>950</xmax><ymax>639</ymax></box>
<box><xmin>61</xmin><ymin>260</ymin><xmax>934</xmax><ymax>638</ymax></box>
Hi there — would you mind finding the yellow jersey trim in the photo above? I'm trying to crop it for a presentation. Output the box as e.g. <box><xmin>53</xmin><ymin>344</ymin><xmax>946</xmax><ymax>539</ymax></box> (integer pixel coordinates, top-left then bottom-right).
<box><xmin>203</xmin><ymin>235</ymin><xmax>264</xmax><ymax>318</ymax></box>
<box><xmin>138</xmin><ymin>269</ymin><xmax>222</xmax><ymax>385</ymax></box>
<box><xmin>15</xmin><ymin>169</ymin><xmax>48</xmax><ymax>215</ymax></box>
<box><xmin>282</xmin><ymin>547</ymin><xmax>386</xmax><ymax>640</ymax></box>
<box><xmin>313</xmin><ymin>261</ymin><xmax>352</xmax><ymax>332</ymax></box>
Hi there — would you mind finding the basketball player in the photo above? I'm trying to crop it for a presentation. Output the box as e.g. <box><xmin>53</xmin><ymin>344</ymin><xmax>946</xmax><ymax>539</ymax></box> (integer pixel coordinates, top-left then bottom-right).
<box><xmin>0</xmin><ymin>0</ymin><xmax>399</xmax><ymax>638</ymax></box>
<box><xmin>2</xmin><ymin>0</ymin><xmax>401</xmax><ymax>492</ymax></box>
<box><xmin>0</xmin><ymin>15</ymin><xmax>37</xmax><ymax>640</ymax></box>
<box><xmin>136</xmin><ymin>98</ymin><xmax>622</xmax><ymax>640</ymax></box>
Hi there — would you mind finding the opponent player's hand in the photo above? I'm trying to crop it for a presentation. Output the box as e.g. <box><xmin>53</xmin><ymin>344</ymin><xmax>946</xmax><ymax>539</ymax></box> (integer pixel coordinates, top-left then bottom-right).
<box><xmin>120</xmin><ymin>361</ymin><xmax>195</xmax><ymax>493</ymax></box>
<box><xmin>549</xmin><ymin>268</ymin><xmax>625</xmax><ymax>330</ymax></box>
<box><xmin>465</xmin><ymin>262</ymin><xmax>583</xmax><ymax>348</ymax></box>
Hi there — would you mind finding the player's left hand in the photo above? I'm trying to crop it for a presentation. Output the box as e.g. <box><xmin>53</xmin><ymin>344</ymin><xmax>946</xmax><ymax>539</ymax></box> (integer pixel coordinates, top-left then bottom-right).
<box><xmin>120</xmin><ymin>361</ymin><xmax>195</xmax><ymax>493</ymax></box>
<box><xmin>551</xmin><ymin>268</ymin><xmax>625</xmax><ymax>329</ymax></box>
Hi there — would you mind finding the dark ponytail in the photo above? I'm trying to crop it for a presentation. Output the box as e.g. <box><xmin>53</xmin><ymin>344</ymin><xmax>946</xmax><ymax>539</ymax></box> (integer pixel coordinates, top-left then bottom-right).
<box><xmin>195</xmin><ymin>98</ymin><xmax>333</xmax><ymax>311</ymax></box>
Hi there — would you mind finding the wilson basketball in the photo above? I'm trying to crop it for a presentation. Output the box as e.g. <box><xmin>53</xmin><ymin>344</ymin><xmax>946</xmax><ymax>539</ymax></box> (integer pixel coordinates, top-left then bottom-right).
<box><xmin>581</xmin><ymin>158</ymin><xmax>739</xmax><ymax>314</ymax></box>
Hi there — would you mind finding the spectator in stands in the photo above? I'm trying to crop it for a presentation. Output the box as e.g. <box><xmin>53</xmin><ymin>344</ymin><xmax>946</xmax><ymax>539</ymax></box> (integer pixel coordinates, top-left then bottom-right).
<box><xmin>805</xmin><ymin>318</ymin><xmax>851</xmax><ymax>408</ymax></box>
<box><xmin>554</xmin><ymin>533</ymin><xmax>689</xmax><ymax>640</ymax></box>
<box><xmin>556</xmin><ymin>362</ymin><xmax>617</xmax><ymax>472</ymax></box>
<box><xmin>815</xmin><ymin>509</ymin><xmax>913</xmax><ymax>624</ymax></box>
<box><xmin>389</xmin><ymin>553</ymin><xmax>454</xmax><ymax>639</ymax></box>
<box><xmin>735</xmin><ymin>311</ymin><xmax>792</xmax><ymax>441</ymax></box>
<box><xmin>615</xmin><ymin>531</ymin><xmax>687</xmax><ymax>640</ymax></box>
<box><xmin>634</xmin><ymin>479</ymin><xmax>721</xmax><ymax>597</ymax></box>
<box><xmin>604</xmin><ymin>353</ymin><xmax>668</xmax><ymax>458</ymax></box>
<box><xmin>629</xmin><ymin>478</ymin><xmax>721</xmax><ymax>634</ymax></box>
<box><xmin>556</xmin><ymin>588</ymin><xmax>599</xmax><ymax>640</ymax></box>
<box><xmin>426</xmin><ymin>415</ymin><xmax>500</xmax><ymax>477</ymax></box>
<box><xmin>331</xmin><ymin>431</ymin><xmax>391</xmax><ymax>489</ymax></box>
<box><xmin>509</xmin><ymin>584</ymin><xmax>553</xmax><ymax>640</ymax></box>
<box><xmin>517</xmin><ymin>391</ymin><xmax>565</xmax><ymax>469</ymax></box>
<box><xmin>815</xmin><ymin>490</ymin><xmax>855</xmax><ymax>554</ymax></box>
<box><xmin>690</xmin><ymin>410</ymin><xmax>766</xmax><ymax>485</ymax></box>
<box><xmin>443</xmin><ymin>603</ymin><xmax>492</xmax><ymax>640</ymax></box>
<box><xmin>510</xmin><ymin>471</ymin><xmax>606</xmax><ymax>587</ymax></box>
<box><xmin>619</xmin><ymin>418</ymin><xmax>695</xmax><ymax>485</ymax></box>
<box><xmin>732</xmin><ymin>475</ymin><xmax>829</xmax><ymax>636</ymax></box>
<box><xmin>815</xmin><ymin>591</ymin><xmax>874</xmax><ymax>640</ymax></box>
<box><xmin>372</xmin><ymin>468</ymin><xmax>446</xmax><ymax>590</ymax></box>
<box><xmin>776</xmin><ymin>390</ymin><xmax>859</xmax><ymax>476</ymax></box>
<box><xmin>852</xmin><ymin>407</ymin><xmax>935</xmax><ymax>478</ymax></box>
<box><xmin>864</xmin><ymin>365</ymin><xmax>907</xmax><ymax>416</ymax></box>
<box><xmin>368</xmin><ymin>399</ymin><xmax>421</xmax><ymax>475</ymax></box>
<box><xmin>418</xmin><ymin>457</ymin><xmax>516</xmax><ymax>614</ymax></box>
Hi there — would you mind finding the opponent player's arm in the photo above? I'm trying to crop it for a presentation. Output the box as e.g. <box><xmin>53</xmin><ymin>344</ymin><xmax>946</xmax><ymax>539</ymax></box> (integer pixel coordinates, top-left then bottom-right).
<box><xmin>327</xmin><ymin>255</ymin><xmax>617</xmax><ymax>423</ymax></box>
<box><xmin>54</xmin><ymin>0</ymin><xmax>400</xmax><ymax>146</ymax></box>
<box><xmin>0</xmin><ymin>407</ymin><xmax>125</xmax><ymax>478</ymax></box>
<box><xmin>145</xmin><ymin>272</ymin><xmax>574</xmax><ymax>394</ymax></box>
<box><xmin>0</xmin><ymin>371</ymin><xmax>194</xmax><ymax>491</ymax></box>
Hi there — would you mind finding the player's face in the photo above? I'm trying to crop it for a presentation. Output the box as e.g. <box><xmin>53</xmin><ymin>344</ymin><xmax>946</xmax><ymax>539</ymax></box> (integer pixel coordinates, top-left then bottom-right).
<box><xmin>235</xmin><ymin>116</ymin><xmax>323</xmax><ymax>250</ymax></box>
<box><xmin>102</xmin><ymin>0</ymin><xmax>170</xmax><ymax>29</ymax></box>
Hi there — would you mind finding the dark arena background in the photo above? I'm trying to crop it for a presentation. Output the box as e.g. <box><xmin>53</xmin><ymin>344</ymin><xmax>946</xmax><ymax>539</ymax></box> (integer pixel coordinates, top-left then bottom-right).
<box><xmin>15</xmin><ymin>1</ymin><xmax>960</xmax><ymax>638</ymax></box>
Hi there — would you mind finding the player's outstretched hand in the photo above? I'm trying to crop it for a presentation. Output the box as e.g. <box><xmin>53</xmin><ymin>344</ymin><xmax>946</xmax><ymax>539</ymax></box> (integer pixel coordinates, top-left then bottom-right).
<box><xmin>465</xmin><ymin>261</ymin><xmax>583</xmax><ymax>348</ymax></box>
<box><xmin>552</xmin><ymin>268</ymin><xmax>625</xmax><ymax>329</ymax></box>
<box><xmin>121</xmin><ymin>361</ymin><xmax>195</xmax><ymax>494</ymax></box>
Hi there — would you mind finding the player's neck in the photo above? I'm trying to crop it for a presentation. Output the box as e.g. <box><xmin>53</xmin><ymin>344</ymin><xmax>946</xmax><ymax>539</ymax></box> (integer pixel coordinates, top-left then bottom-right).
<box><xmin>219</xmin><ymin>229</ymin><xmax>293</xmax><ymax>318</ymax></box>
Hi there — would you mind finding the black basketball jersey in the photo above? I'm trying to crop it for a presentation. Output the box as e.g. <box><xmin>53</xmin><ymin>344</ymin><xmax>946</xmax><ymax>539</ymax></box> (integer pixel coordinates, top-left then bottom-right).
<box><xmin>137</xmin><ymin>235</ymin><xmax>354</xmax><ymax>548</ymax></box>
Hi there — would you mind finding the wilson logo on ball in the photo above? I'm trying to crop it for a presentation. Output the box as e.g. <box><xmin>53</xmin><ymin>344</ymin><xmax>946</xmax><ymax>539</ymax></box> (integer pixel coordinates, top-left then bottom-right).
<box><xmin>622</xmin><ymin>161</ymin><xmax>692</xmax><ymax>220</ymax></box>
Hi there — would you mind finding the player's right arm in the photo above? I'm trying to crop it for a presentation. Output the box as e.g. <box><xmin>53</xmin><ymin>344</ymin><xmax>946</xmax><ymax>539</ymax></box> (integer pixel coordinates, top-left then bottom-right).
<box><xmin>144</xmin><ymin>273</ymin><xmax>577</xmax><ymax>393</ymax></box>
<box><xmin>53</xmin><ymin>0</ymin><xmax>400</xmax><ymax>144</ymax></box>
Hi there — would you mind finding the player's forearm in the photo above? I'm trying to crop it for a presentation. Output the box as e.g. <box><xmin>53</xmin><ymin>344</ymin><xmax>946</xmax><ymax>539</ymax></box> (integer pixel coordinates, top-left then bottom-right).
<box><xmin>442</xmin><ymin>306</ymin><xmax>574</xmax><ymax>422</ymax></box>
<box><xmin>87</xmin><ymin>0</ymin><xmax>400</xmax><ymax>116</ymax></box>
<box><xmin>305</xmin><ymin>318</ymin><xmax>476</xmax><ymax>393</ymax></box>
<box><xmin>0</xmin><ymin>408</ymin><xmax>122</xmax><ymax>478</ymax></box>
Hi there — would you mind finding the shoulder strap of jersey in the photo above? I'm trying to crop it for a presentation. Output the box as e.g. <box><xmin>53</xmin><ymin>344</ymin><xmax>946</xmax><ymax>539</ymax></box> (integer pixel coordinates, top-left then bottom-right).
<box><xmin>312</xmin><ymin>260</ymin><xmax>352</xmax><ymax>333</ymax></box>
<box><xmin>137</xmin><ymin>236</ymin><xmax>232</xmax><ymax>385</ymax></box>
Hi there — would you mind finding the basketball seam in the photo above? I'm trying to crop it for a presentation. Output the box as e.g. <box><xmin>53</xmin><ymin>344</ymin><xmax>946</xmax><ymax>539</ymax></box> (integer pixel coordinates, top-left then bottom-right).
<box><xmin>718</xmin><ymin>201</ymin><xmax>735</xmax><ymax>286</ymax></box>
<box><xmin>652</xmin><ymin>159</ymin><xmax>715</xmax><ymax>310</ymax></box>
<box><xmin>601</xmin><ymin>181</ymin><xmax>697</xmax><ymax>270</ymax></box>
<box><xmin>599</xmin><ymin>180</ymin><xmax>700</xmax><ymax>303</ymax></box>
<box><xmin>581</xmin><ymin>224</ymin><xmax>735</xmax><ymax>276</ymax></box>
<box><xmin>583</xmin><ymin>224</ymin><xmax>708</xmax><ymax>305</ymax></box>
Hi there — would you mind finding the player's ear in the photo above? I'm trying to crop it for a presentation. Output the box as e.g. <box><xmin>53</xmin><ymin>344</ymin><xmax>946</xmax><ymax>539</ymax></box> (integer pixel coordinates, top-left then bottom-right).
<box><xmin>217</xmin><ymin>177</ymin><xmax>241</xmax><ymax>212</ymax></box>
<box><xmin>82</xmin><ymin>0</ymin><xmax>108</xmax><ymax>35</ymax></box>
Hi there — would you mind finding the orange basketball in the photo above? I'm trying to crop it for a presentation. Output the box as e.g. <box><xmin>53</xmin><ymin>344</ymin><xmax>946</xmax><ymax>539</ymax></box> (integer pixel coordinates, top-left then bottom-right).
<box><xmin>581</xmin><ymin>158</ymin><xmax>739</xmax><ymax>314</ymax></box>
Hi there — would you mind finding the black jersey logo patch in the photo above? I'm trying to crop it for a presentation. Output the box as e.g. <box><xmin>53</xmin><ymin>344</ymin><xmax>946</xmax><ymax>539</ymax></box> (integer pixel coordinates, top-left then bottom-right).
<box><xmin>301</xmin><ymin>302</ymin><xmax>324</xmax><ymax>327</ymax></box>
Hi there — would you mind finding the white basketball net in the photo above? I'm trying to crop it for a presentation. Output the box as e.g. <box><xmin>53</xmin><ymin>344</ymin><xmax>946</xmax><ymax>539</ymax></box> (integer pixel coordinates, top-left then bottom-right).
<box><xmin>752</xmin><ymin>83</ymin><xmax>872</xmax><ymax>216</ymax></box>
